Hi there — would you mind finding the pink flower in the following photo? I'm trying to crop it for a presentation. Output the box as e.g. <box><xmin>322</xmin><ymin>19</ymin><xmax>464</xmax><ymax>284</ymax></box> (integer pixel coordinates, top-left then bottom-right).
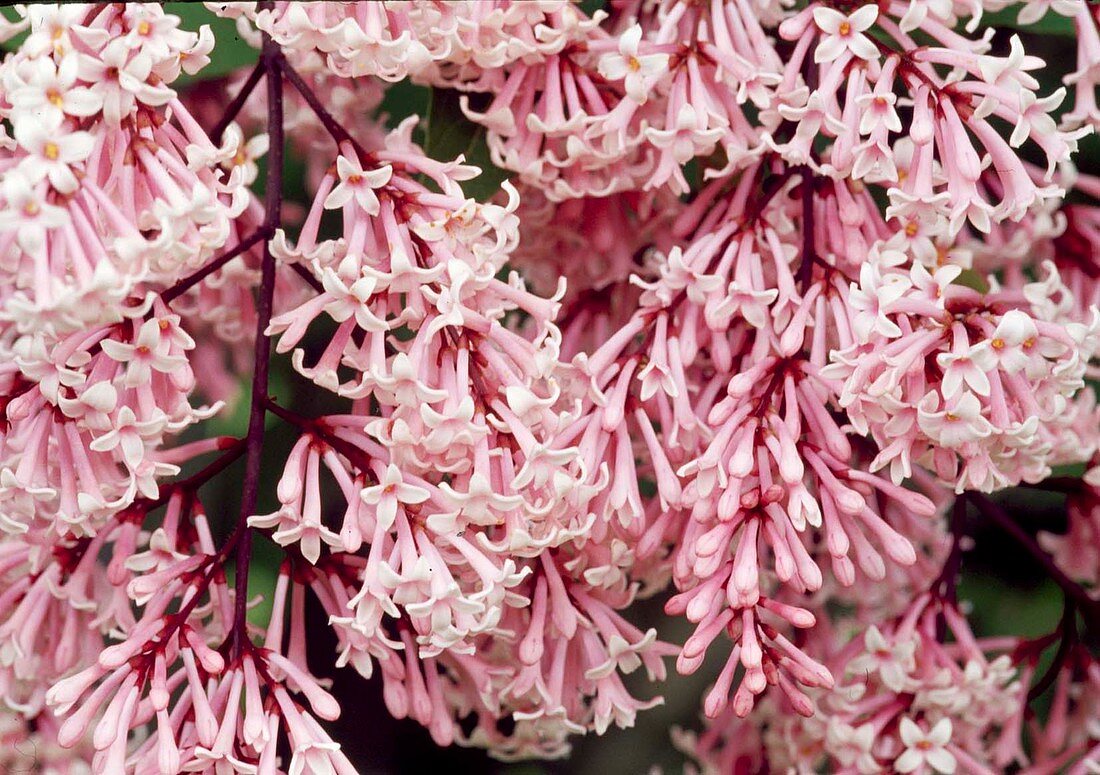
<box><xmin>8</xmin><ymin>55</ymin><xmax>103</xmax><ymax>123</ymax></box>
<box><xmin>917</xmin><ymin>391</ymin><xmax>993</xmax><ymax>448</ymax></box>
<box><xmin>812</xmin><ymin>5</ymin><xmax>880</xmax><ymax>63</ymax></box>
<box><xmin>12</xmin><ymin>116</ymin><xmax>94</xmax><ymax>194</ymax></box>
<box><xmin>2</xmin><ymin>1</ymin><xmax>1098</xmax><ymax>769</ymax></box>
<box><xmin>0</xmin><ymin>171</ymin><xmax>68</xmax><ymax>251</ymax></box>
<box><xmin>323</xmin><ymin>153</ymin><xmax>393</xmax><ymax>214</ymax></box>
<box><xmin>895</xmin><ymin>717</ymin><xmax>956</xmax><ymax>773</ymax></box>
<box><xmin>597</xmin><ymin>25</ymin><xmax>668</xmax><ymax>103</ymax></box>
<box><xmin>77</xmin><ymin>39</ymin><xmax>174</xmax><ymax>124</ymax></box>
<box><xmin>359</xmin><ymin>464</ymin><xmax>430</xmax><ymax>530</ymax></box>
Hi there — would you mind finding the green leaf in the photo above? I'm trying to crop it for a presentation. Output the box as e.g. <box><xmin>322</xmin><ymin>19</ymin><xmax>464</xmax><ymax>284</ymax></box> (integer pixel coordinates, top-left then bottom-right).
<box><xmin>578</xmin><ymin>0</ymin><xmax>607</xmax><ymax>19</ymax></box>
<box><xmin>380</xmin><ymin>79</ymin><xmax>430</xmax><ymax>137</ymax></box>
<box><xmin>979</xmin><ymin>7</ymin><xmax>1077</xmax><ymax>37</ymax></box>
<box><xmin>954</xmin><ymin>268</ymin><xmax>990</xmax><ymax>294</ymax></box>
<box><xmin>425</xmin><ymin>88</ymin><xmax>510</xmax><ymax>202</ymax></box>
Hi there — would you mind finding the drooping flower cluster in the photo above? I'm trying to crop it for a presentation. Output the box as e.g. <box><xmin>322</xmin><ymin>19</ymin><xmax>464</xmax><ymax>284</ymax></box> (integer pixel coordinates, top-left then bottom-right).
<box><xmin>1</xmin><ymin>2</ymin><xmax>1099</xmax><ymax>773</ymax></box>
<box><xmin>682</xmin><ymin>595</ymin><xmax>1027</xmax><ymax>774</ymax></box>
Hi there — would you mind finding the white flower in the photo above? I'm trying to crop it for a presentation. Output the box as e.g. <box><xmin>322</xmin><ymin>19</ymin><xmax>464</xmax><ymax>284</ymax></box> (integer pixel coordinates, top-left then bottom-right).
<box><xmin>972</xmin><ymin>310</ymin><xmax>1038</xmax><ymax>374</ymax></box>
<box><xmin>88</xmin><ymin>406</ymin><xmax>167</xmax><ymax>469</ymax></box>
<box><xmin>598</xmin><ymin>25</ymin><xmax>668</xmax><ymax>103</ymax></box>
<box><xmin>936</xmin><ymin>339</ymin><xmax>992</xmax><ymax>399</ymax></box>
<box><xmin>1017</xmin><ymin>0</ymin><xmax>1083</xmax><ymax>25</ymax></box>
<box><xmin>0</xmin><ymin>171</ymin><xmax>69</xmax><ymax>252</ymax></box>
<box><xmin>848</xmin><ymin>263</ymin><xmax>911</xmax><ymax>341</ymax></box>
<box><xmin>895</xmin><ymin>717</ymin><xmax>956</xmax><ymax>773</ymax></box>
<box><xmin>705</xmin><ymin>281</ymin><xmax>779</xmax><ymax>330</ymax></box>
<box><xmin>813</xmin><ymin>5</ymin><xmax>880</xmax><ymax>63</ymax></box>
<box><xmin>22</xmin><ymin>4</ymin><xmax>105</xmax><ymax>58</ymax></box>
<box><xmin>645</xmin><ymin>105</ymin><xmax>725</xmax><ymax>164</ymax></box>
<box><xmin>99</xmin><ymin>319</ymin><xmax>189</xmax><ymax>387</ymax></box>
<box><xmin>847</xmin><ymin>626</ymin><xmax>916</xmax><ymax>692</ymax></box>
<box><xmin>320</xmin><ymin>268</ymin><xmax>388</xmax><ymax>332</ymax></box>
<box><xmin>856</xmin><ymin>91</ymin><xmax>902</xmax><ymax>135</ymax></box>
<box><xmin>323</xmin><ymin>155</ymin><xmax>392</xmax><ymax>214</ymax></box>
<box><xmin>267</xmin><ymin>511</ymin><xmax>341</xmax><ymax>565</ymax></box>
<box><xmin>13</xmin><ymin>115</ymin><xmax>94</xmax><ymax>194</ymax></box>
<box><xmin>826</xmin><ymin>720</ymin><xmax>877</xmax><ymax>774</ymax></box>
<box><xmin>909</xmin><ymin>261</ymin><xmax>960</xmax><ymax>306</ymax></box>
<box><xmin>9</xmin><ymin>54</ymin><xmax>103</xmax><ymax>123</ymax></box>
<box><xmin>220</xmin><ymin>124</ymin><xmax>270</xmax><ymax>186</ymax></box>
<box><xmin>917</xmin><ymin>391</ymin><xmax>993</xmax><ymax>448</ymax></box>
<box><xmin>977</xmin><ymin>35</ymin><xmax>1043</xmax><ymax>93</ymax></box>
<box><xmin>360</xmin><ymin>464</ymin><xmax>430</xmax><ymax>531</ymax></box>
<box><xmin>77</xmin><ymin>39</ymin><xmax>174</xmax><ymax>125</ymax></box>
<box><xmin>1010</xmin><ymin>87</ymin><xmax>1065</xmax><ymax>148</ymax></box>
<box><xmin>898</xmin><ymin>0</ymin><xmax>954</xmax><ymax>33</ymax></box>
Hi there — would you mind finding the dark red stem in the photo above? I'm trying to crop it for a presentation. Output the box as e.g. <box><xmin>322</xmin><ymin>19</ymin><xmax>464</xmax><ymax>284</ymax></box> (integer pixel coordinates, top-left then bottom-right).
<box><xmin>160</xmin><ymin>228</ymin><xmax>270</xmax><ymax>305</ymax></box>
<box><xmin>278</xmin><ymin>55</ymin><xmax>371</xmax><ymax>161</ymax></box>
<box><xmin>230</xmin><ymin>20</ymin><xmax>284</xmax><ymax>659</ymax></box>
<box><xmin>210</xmin><ymin>60</ymin><xmax>266</xmax><ymax>143</ymax></box>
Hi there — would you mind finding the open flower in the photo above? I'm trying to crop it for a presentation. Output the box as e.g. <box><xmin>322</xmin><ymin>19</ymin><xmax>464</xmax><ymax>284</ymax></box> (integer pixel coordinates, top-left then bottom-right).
<box><xmin>323</xmin><ymin>154</ymin><xmax>393</xmax><ymax>214</ymax></box>
<box><xmin>813</xmin><ymin>5</ymin><xmax>880</xmax><ymax>63</ymax></box>
<box><xmin>895</xmin><ymin>717</ymin><xmax>956</xmax><ymax>773</ymax></box>
<box><xmin>360</xmin><ymin>464</ymin><xmax>430</xmax><ymax>530</ymax></box>
<box><xmin>13</xmin><ymin>115</ymin><xmax>94</xmax><ymax>194</ymax></box>
<box><xmin>917</xmin><ymin>391</ymin><xmax>994</xmax><ymax>448</ymax></box>
<box><xmin>9</xmin><ymin>54</ymin><xmax>103</xmax><ymax>122</ymax></box>
<box><xmin>0</xmin><ymin>170</ymin><xmax>68</xmax><ymax>251</ymax></box>
<box><xmin>597</xmin><ymin>24</ymin><xmax>668</xmax><ymax>103</ymax></box>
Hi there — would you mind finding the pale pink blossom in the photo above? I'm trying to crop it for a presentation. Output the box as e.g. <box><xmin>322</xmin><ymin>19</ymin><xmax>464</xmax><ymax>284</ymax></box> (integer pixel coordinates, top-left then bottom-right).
<box><xmin>896</xmin><ymin>717</ymin><xmax>957</xmax><ymax>773</ymax></box>
<box><xmin>812</xmin><ymin>6</ymin><xmax>880</xmax><ymax>63</ymax></box>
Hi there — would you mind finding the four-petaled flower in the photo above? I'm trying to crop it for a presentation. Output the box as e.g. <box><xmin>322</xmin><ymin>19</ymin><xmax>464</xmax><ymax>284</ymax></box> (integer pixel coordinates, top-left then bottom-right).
<box><xmin>598</xmin><ymin>25</ymin><xmax>669</xmax><ymax>103</ymax></box>
<box><xmin>323</xmin><ymin>154</ymin><xmax>393</xmax><ymax>214</ymax></box>
<box><xmin>896</xmin><ymin>717</ymin><xmax>956</xmax><ymax>774</ymax></box>
<box><xmin>813</xmin><ymin>5</ymin><xmax>880</xmax><ymax>63</ymax></box>
<box><xmin>360</xmin><ymin>464</ymin><xmax>431</xmax><ymax>530</ymax></box>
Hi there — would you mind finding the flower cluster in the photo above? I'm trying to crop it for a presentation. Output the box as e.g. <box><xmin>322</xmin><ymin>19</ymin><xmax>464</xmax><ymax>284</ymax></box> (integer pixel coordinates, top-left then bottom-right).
<box><xmin>1</xmin><ymin>2</ymin><xmax>1100</xmax><ymax>774</ymax></box>
<box><xmin>683</xmin><ymin>595</ymin><xmax>1027</xmax><ymax>774</ymax></box>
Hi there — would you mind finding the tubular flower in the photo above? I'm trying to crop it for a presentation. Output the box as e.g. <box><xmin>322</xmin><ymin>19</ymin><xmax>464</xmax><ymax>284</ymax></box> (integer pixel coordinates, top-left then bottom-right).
<box><xmin>1</xmin><ymin>2</ymin><xmax>1099</xmax><ymax>773</ymax></box>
